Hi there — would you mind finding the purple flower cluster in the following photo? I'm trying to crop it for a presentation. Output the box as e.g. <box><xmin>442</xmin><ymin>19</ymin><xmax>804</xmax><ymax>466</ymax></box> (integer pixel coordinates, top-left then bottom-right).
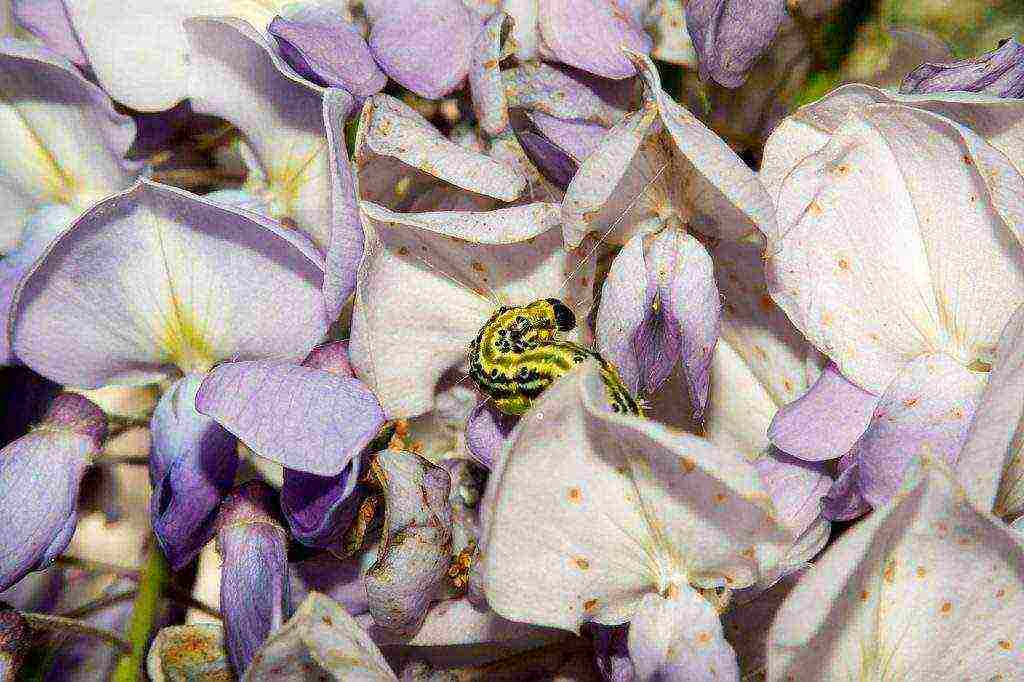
<box><xmin>0</xmin><ymin>2</ymin><xmax>1023</xmax><ymax>681</ymax></box>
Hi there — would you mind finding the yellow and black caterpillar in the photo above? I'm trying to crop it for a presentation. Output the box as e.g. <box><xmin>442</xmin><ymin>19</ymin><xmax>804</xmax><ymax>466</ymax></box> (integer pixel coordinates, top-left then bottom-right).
<box><xmin>467</xmin><ymin>298</ymin><xmax>644</xmax><ymax>417</ymax></box>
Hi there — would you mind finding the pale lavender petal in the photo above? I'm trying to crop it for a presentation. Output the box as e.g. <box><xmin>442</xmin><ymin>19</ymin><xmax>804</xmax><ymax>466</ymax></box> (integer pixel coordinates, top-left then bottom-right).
<box><xmin>685</xmin><ymin>0</ymin><xmax>787</xmax><ymax>88</ymax></box>
<box><xmin>12</xmin><ymin>181</ymin><xmax>327</xmax><ymax>388</ymax></box>
<box><xmin>901</xmin><ymin>38</ymin><xmax>1024</xmax><ymax>98</ymax></box>
<box><xmin>369</xmin><ymin>0</ymin><xmax>476</xmax><ymax>99</ymax></box>
<box><xmin>281</xmin><ymin>461</ymin><xmax>361</xmax><ymax>548</ymax></box>
<box><xmin>768</xmin><ymin>363</ymin><xmax>879</xmax><ymax>462</ymax></box>
<box><xmin>365</xmin><ymin>450</ymin><xmax>452</xmax><ymax>636</ymax></box>
<box><xmin>504</xmin><ymin>62</ymin><xmax>632</xmax><ymax>126</ymax></box>
<box><xmin>526</xmin><ymin>110</ymin><xmax>608</xmax><ymax>163</ymax></box>
<box><xmin>755</xmin><ymin>450</ymin><xmax>830</xmax><ymax>540</ymax></box>
<box><xmin>323</xmin><ymin>88</ymin><xmax>365</xmax><ymax>319</ymax></box>
<box><xmin>465</xmin><ymin>401</ymin><xmax>517</xmax><ymax>470</ymax></box>
<box><xmin>0</xmin><ymin>38</ymin><xmax>140</xmax><ymax>251</ymax></box>
<box><xmin>150</xmin><ymin>375</ymin><xmax>239</xmax><ymax>570</ymax></box>
<box><xmin>0</xmin><ymin>394</ymin><xmax>104</xmax><ymax>590</ymax></box>
<box><xmin>0</xmin><ymin>204</ymin><xmax>74</xmax><ymax>365</ymax></box>
<box><xmin>215</xmin><ymin>482</ymin><xmax>290</xmax><ymax>675</ymax></box>
<box><xmin>197</xmin><ymin>361</ymin><xmax>384</xmax><ymax>477</ymax></box>
<box><xmin>821</xmin><ymin>454</ymin><xmax>870</xmax><ymax>522</ymax></box>
<box><xmin>852</xmin><ymin>353</ymin><xmax>985</xmax><ymax>510</ymax></box>
<box><xmin>11</xmin><ymin>0</ymin><xmax>87</xmax><ymax>66</ymax></box>
<box><xmin>628</xmin><ymin>589</ymin><xmax>739</xmax><ymax>681</ymax></box>
<box><xmin>269</xmin><ymin>13</ymin><xmax>385</xmax><ymax>96</ymax></box>
<box><xmin>959</xmin><ymin>304</ymin><xmax>1024</xmax><ymax>517</ymax></box>
<box><xmin>470</xmin><ymin>12</ymin><xmax>513</xmax><ymax>136</ymax></box>
<box><xmin>539</xmin><ymin>0</ymin><xmax>651</xmax><ymax>79</ymax></box>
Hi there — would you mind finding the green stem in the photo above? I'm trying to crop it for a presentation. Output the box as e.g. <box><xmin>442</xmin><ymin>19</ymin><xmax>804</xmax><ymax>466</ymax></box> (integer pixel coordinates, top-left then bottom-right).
<box><xmin>112</xmin><ymin>546</ymin><xmax>170</xmax><ymax>682</ymax></box>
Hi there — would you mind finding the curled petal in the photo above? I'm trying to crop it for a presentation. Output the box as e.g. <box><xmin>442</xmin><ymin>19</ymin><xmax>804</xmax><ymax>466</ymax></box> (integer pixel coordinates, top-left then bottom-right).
<box><xmin>628</xmin><ymin>589</ymin><xmax>739</xmax><ymax>681</ymax></box>
<box><xmin>469</xmin><ymin>12</ymin><xmax>513</xmax><ymax>137</ymax></box>
<box><xmin>11</xmin><ymin>0</ymin><xmax>87</xmax><ymax>66</ymax></box>
<box><xmin>465</xmin><ymin>401</ymin><xmax>518</xmax><ymax>470</ymax></box>
<box><xmin>243</xmin><ymin>593</ymin><xmax>397</xmax><ymax>681</ymax></box>
<box><xmin>150</xmin><ymin>375</ymin><xmax>238</xmax><ymax>570</ymax></box>
<box><xmin>538</xmin><ymin>0</ymin><xmax>651</xmax><ymax>79</ymax></box>
<box><xmin>685</xmin><ymin>0</ymin><xmax>786</xmax><ymax>88</ymax></box>
<box><xmin>365</xmin><ymin>450</ymin><xmax>453</xmax><ymax>636</ymax></box>
<box><xmin>12</xmin><ymin>180</ymin><xmax>327</xmax><ymax>388</ymax></box>
<box><xmin>901</xmin><ymin>38</ymin><xmax>1024</xmax><ymax>98</ymax></box>
<box><xmin>197</xmin><ymin>361</ymin><xmax>384</xmax><ymax>476</ymax></box>
<box><xmin>281</xmin><ymin>463</ymin><xmax>361</xmax><ymax>548</ymax></box>
<box><xmin>368</xmin><ymin>0</ymin><xmax>476</xmax><ymax>99</ymax></box>
<box><xmin>820</xmin><ymin>456</ymin><xmax>870</xmax><ymax>522</ymax></box>
<box><xmin>768</xmin><ymin>364</ymin><xmax>878</xmax><ymax>462</ymax></box>
<box><xmin>269</xmin><ymin>11</ymin><xmax>385</xmax><ymax>96</ymax></box>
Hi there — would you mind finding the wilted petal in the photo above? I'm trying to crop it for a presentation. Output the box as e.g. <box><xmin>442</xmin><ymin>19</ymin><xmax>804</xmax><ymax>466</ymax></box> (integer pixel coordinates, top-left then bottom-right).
<box><xmin>215</xmin><ymin>481</ymin><xmax>290</xmax><ymax>675</ymax></box>
<box><xmin>628</xmin><ymin>589</ymin><xmax>739</xmax><ymax>681</ymax></box>
<box><xmin>768</xmin><ymin>458</ymin><xmax>1024</xmax><ymax>681</ymax></box>
<box><xmin>350</xmin><ymin>200</ymin><xmax>590</xmax><ymax>418</ymax></box>
<box><xmin>768</xmin><ymin>364</ymin><xmax>878</xmax><ymax>462</ymax></box>
<box><xmin>150</xmin><ymin>375</ymin><xmax>238</xmax><ymax>570</ymax></box>
<box><xmin>269</xmin><ymin>11</ymin><xmax>385</xmax><ymax>96</ymax></box>
<box><xmin>851</xmin><ymin>353</ymin><xmax>985</xmax><ymax>510</ymax></box>
<box><xmin>147</xmin><ymin>624</ymin><xmax>231</xmax><ymax>681</ymax></box>
<box><xmin>484</xmin><ymin>359</ymin><xmax>792</xmax><ymax>633</ymax></box>
<box><xmin>368</xmin><ymin>0</ymin><xmax>476</xmax><ymax>99</ymax></box>
<box><xmin>959</xmin><ymin>304</ymin><xmax>1024</xmax><ymax>519</ymax></box>
<box><xmin>185</xmin><ymin>17</ymin><xmax>331</xmax><ymax>251</ymax></box>
<box><xmin>357</xmin><ymin>94</ymin><xmax>525</xmax><ymax>205</ymax></box>
<box><xmin>0</xmin><ymin>39</ymin><xmax>139</xmax><ymax>252</ymax></box>
<box><xmin>281</xmin><ymin>462</ymin><xmax>361</xmax><ymax>549</ymax></box>
<box><xmin>13</xmin><ymin>181</ymin><xmax>327</xmax><ymax>388</ymax></box>
<box><xmin>465</xmin><ymin>401</ymin><xmax>517</xmax><ymax>470</ymax></box>
<box><xmin>685</xmin><ymin>0</ymin><xmax>786</xmax><ymax>88</ymax></box>
<box><xmin>539</xmin><ymin>0</ymin><xmax>650</xmax><ymax>79</ymax></box>
<box><xmin>11</xmin><ymin>0</ymin><xmax>87</xmax><ymax>66</ymax></box>
<box><xmin>0</xmin><ymin>393</ymin><xmax>104</xmax><ymax>591</ymax></box>
<box><xmin>768</xmin><ymin>105</ymin><xmax>1024</xmax><ymax>394</ymax></box>
<box><xmin>365</xmin><ymin>450</ymin><xmax>452</xmax><ymax>636</ymax></box>
<box><xmin>244</xmin><ymin>592</ymin><xmax>397</xmax><ymax>681</ymax></box>
<box><xmin>597</xmin><ymin>230</ymin><xmax>720</xmax><ymax>412</ymax></box>
<box><xmin>197</xmin><ymin>361</ymin><xmax>382</xmax><ymax>476</ymax></box>
<box><xmin>901</xmin><ymin>38</ymin><xmax>1024</xmax><ymax>98</ymax></box>
<box><xmin>470</xmin><ymin>12</ymin><xmax>513</xmax><ymax>136</ymax></box>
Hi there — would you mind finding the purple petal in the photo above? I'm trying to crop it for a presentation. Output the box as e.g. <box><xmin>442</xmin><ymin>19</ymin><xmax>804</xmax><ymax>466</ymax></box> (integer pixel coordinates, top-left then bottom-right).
<box><xmin>768</xmin><ymin>363</ymin><xmax>879</xmax><ymax>462</ymax></box>
<box><xmin>469</xmin><ymin>12</ymin><xmax>513</xmax><ymax>136</ymax></box>
<box><xmin>12</xmin><ymin>181</ymin><xmax>327</xmax><ymax>388</ymax></box>
<box><xmin>291</xmin><ymin>553</ymin><xmax>372</xmax><ymax>617</ymax></box>
<box><xmin>901</xmin><ymin>38</ymin><xmax>1024</xmax><ymax>98</ymax></box>
<box><xmin>755</xmin><ymin>450</ymin><xmax>830</xmax><ymax>540</ymax></box>
<box><xmin>365</xmin><ymin>450</ymin><xmax>452</xmax><ymax>636</ymax></box>
<box><xmin>539</xmin><ymin>0</ymin><xmax>651</xmax><ymax>79</ymax></box>
<box><xmin>627</xmin><ymin>590</ymin><xmax>739</xmax><ymax>681</ymax></box>
<box><xmin>323</xmin><ymin>88</ymin><xmax>365</xmax><ymax>320</ymax></box>
<box><xmin>821</xmin><ymin>454</ymin><xmax>871</xmax><ymax>522</ymax></box>
<box><xmin>505</xmin><ymin>62</ymin><xmax>632</xmax><ymax>126</ymax></box>
<box><xmin>851</xmin><ymin>353</ymin><xmax>985</xmax><ymax>510</ymax></box>
<box><xmin>197</xmin><ymin>361</ymin><xmax>384</xmax><ymax>477</ymax></box>
<box><xmin>281</xmin><ymin>462</ymin><xmax>361</xmax><ymax>548</ymax></box>
<box><xmin>525</xmin><ymin>110</ymin><xmax>608</xmax><ymax>163</ymax></box>
<box><xmin>685</xmin><ymin>0</ymin><xmax>787</xmax><ymax>88</ymax></box>
<box><xmin>302</xmin><ymin>341</ymin><xmax>354</xmax><ymax>377</ymax></box>
<box><xmin>269</xmin><ymin>14</ymin><xmax>385</xmax><ymax>96</ymax></box>
<box><xmin>215</xmin><ymin>482</ymin><xmax>290</xmax><ymax>675</ymax></box>
<box><xmin>514</xmin><ymin>126</ymin><xmax>578</xmax><ymax>191</ymax></box>
<box><xmin>11</xmin><ymin>0</ymin><xmax>87</xmax><ymax>66</ymax></box>
<box><xmin>150</xmin><ymin>375</ymin><xmax>239</xmax><ymax>571</ymax></box>
<box><xmin>369</xmin><ymin>0</ymin><xmax>477</xmax><ymax>99</ymax></box>
<box><xmin>597</xmin><ymin>230</ymin><xmax>720</xmax><ymax>413</ymax></box>
<box><xmin>0</xmin><ymin>424</ymin><xmax>95</xmax><ymax>590</ymax></box>
<box><xmin>465</xmin><ymin>401</ymin><xmax>518</xmax><ymax>470</ymax></box>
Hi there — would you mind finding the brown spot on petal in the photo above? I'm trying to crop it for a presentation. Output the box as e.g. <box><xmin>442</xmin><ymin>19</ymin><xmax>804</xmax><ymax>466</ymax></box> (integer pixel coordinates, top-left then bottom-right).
<box><xmin>484</xmin><ymin>58</ymin><xmax>498</xmax><ymax>69</ymax></box>
<box><xmin>940</xmin><ymin>601</ymin><xmax>952</xmax><ymax>614</ymax></box>
<box><xmin>838</xmin><ymin>258</ymin><xmax>850</xmax><ymax>271</ymax></box>
<box><xmin>397</xmin><ymin>246</ymin><xmax>410</xmax><ymax>256</ymax></box>
<box><xmin>584</xmin><ymin>599</ymin><xmax>599</xmax><ymax>612</ymax></box>
<box><xmin>808</xmin><ymin>201</ymin><xmax>823</xmax><ymax>216</ymax></box>
<box><xmin>680</xmin><ymin>457</ymin><xmax>695</xmax><ymax>473</ymax></box>
<box><xmin>997</xmin><ymin>588</ymin><xmax>1006</xmax><ymax>599</ymax></box>
<box><xmin>999</xmin><ymin>640</ymin><xmax>1013</xmax><ymax>651</ymax></box>
<box><xmin>574</xmin><ymin>557</ymin><xmax>590</xmax><ymax>570</ymax></box>
<box><xmin>471</xmin><ymin>261</ymin><xmax>486</xmax><ymax>273</ymax></box>
<box><xmin>963</xmin><ymin>154</ymin><xmax>973</xmax><ymax>166</ymax></box>
<box><xmin>883</xmin><ymin>560</ymin><xmax>896</xmax><ymax>583</ymax></box>
<box><xmin>696</xmin><ymin>631</ymin><xmax>712</xmax><ymax>645</ymax></box>
<box><xmin>568</xmin><ymin>487</ymin><xmax>582</xmax><ymax>503</ymax></box>
<box><xmin>903</xmin><ymin>397</ymin><xmax>918</xmax><ymax>407</ymax></box>
<box><xmin>714</xmin><ymin>493</ymin><xmax>727</xmax><ymax>504</ymax></box>
<box><xmin>860</xmin><ymin>590</ymin><xmax>870</xmax><ymax>601</ymax></box>
<box><xmin>760</xmin><ymin>295</ymin><xmax>774</xmax><ymax>311</ymax></box>
<box><xmin>916</xmin><ymin>566</ymin><xmax>926</xmax><ymax>578</ymax></box>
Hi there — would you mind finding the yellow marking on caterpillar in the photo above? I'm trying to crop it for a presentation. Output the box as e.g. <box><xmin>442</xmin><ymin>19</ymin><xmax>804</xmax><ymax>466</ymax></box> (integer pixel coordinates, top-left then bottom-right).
<box><xmin>467</xmin><ymin>298</ymin><xmax>643</xmax><ymax>417</ymax></box>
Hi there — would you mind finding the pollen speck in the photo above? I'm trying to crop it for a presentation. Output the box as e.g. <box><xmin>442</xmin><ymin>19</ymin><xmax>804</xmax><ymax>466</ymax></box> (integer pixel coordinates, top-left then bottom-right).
<box><xmin>574</xmin><ymin>557</ymin><xmax>590</xmax><ymax>570</ymax></box>
<box><xmin>584</xmin><ymin>599</ymin><xmax>598</xmax><ymax>612</ymax></box>
<box><xmin>568</xmin><ymin>487</ymin><xmax>582</xmax><ymax>503</ymax></box>
<box><xmin>940</xmin><ymin>601</ymin><xmax>952</xmax><ymax>614</ymax></box>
